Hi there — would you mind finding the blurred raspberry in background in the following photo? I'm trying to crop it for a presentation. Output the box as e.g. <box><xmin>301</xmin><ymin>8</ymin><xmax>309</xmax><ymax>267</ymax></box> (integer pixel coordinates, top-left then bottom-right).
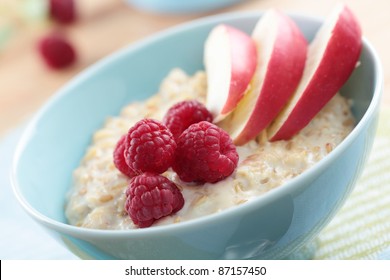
<box><xmin>49</xmin><ymin>0</ymin><xmax>76</xmax><ymax>24</ymax></box>
<box><xmin>38</xmin><ymin>31</ymin><xmax>76</xmax><ymax>69</ymax></box>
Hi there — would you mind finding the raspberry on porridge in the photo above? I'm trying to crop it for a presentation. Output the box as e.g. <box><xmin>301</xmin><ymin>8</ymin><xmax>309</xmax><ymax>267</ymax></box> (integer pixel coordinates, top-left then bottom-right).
<box><xmin>173</xmin><ymin>121</ymin><xmax>239</xmax><ymax>184</ymax></box>
<box><xmin>163</xmin><ymin>100</ymin><xmax>213</xmax><ymax>139</ymax></box>
<box><xmin>113</xmin><ymin>135</ymin><xmax>133</xmax><ymax>178</ymax></box>
<box><xmin>123</xmin><ymin>119</ymin><xmax>176</xmax><ymax>177</ymax></box>
<box><xmin>125</xmin><ymin>173</ymin><xmax>184</xmax><ymax>228</ymax></box>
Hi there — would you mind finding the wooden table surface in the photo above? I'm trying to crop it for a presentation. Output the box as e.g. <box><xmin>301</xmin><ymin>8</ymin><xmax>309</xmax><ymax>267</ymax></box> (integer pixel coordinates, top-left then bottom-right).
<box><xmin>1</xmin><ymin>0</ymin><xmax>388</xmax><ymax>137</ymax></box>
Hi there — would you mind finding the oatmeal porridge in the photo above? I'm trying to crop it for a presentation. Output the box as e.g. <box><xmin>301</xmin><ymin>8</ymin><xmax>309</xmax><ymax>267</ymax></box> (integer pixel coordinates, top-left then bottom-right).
<box><xmin>65</xmin><ymin>69</ymin><xmax>355</xmax><ymax>230</ymax></box>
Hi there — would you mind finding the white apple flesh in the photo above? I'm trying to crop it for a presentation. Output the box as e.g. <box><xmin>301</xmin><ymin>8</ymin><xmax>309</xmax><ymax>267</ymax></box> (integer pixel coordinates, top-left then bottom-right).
<box><xmin>267</xmin><ymin>4</ymin><xmax>362</xmax><ymax>141</ymax></box>
<box><xmin>204</xmin><ymin>24</ymin><xmax>257</xmax><ymax>122</ymax></box>
<box><xmin>218</xmin><ymin>10</ymin><xmax>307</xmax><ymax>145</ymax></box>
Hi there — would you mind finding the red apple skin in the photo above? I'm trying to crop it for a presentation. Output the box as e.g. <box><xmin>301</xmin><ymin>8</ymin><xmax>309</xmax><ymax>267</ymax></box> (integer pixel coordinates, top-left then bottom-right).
<box><xmin>205</xmin><ymin>24</ymin><xmax>257</xmax><ymax>120</ymax></box>
<box><xmin>223</xmin><ymin>26</ymin><xmax>257</xmax><ymax>116</ymax></box>
<box><xmin>268</xmin><ymin>6</ymin><xmax>362</xmax><ymax>141</ymax></box>
<box><xmin>230</xmin><ymin>11</ymin><xmax>307</xmax><ymax>145</ymax></box>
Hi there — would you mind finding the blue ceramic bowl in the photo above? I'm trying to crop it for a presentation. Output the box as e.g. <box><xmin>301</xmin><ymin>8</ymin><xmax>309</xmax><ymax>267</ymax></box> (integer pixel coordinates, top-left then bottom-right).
<box><xmin>125</xmin><ymin>0</ymin><xmax>244</xmax><ymax>14</ymax></box>
<box><xmin>12</xmin><ymin>12</ymin><xmax>382</xmax><ymax>259</ymax></box>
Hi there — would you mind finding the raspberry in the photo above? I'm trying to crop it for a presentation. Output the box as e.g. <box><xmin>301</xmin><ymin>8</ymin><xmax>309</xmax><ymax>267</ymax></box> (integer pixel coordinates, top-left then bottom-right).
<box><xmin>163</xmin><ymin>100</ymin><xmax>213</xmax><ymax>139</ymax></box>
<box><xmin>113</xmin><ymin>135</ymin><xmax>136</xmax><ymax>177</ymax></box>
<box><xmin>173</xmin><ymin>121</ymin><xmax>239</xmax><ymax>183</ymax></box>
<box><xmin>38</xmin><ymin>32</ymin><xmax>76</xmax><ymax>69</ymax></box>
<box><xmin>124</xmin><ymin>119</ymin><xmax>176</xmax><ymax>176</ymax></box>
<box><xmin>49</xmin><ymin>0</ymin><xmax>76</xmax><ymax>24</ymax></box>
<box><xmin>125</xmin><ymin>173</ymin><xmax>184</xmax><ymax>228</ymax></box>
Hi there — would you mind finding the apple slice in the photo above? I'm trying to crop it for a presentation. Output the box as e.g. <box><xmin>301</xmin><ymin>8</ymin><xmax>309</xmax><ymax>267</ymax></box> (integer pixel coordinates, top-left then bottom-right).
<box><xmin>218</xmin><ymin>10</ymin><xmax>307</xmax><ymax>145</ymax></box>
<box><xmin>204</xmin><ymin>24</ymin><xmax>257</xmax><ymax>122</ymax></box>
<box><xmin>267</xmin><ymin>4</ymin><xmax>362</xmax><ymax>141</ymax></box>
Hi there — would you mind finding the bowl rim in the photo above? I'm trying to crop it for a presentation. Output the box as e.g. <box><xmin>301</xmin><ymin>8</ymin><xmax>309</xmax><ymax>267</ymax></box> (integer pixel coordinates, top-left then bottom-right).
<box><xmin>11</xmin><ymin>10</ymin><xmax>384</xmax><ymax>239</ymax></box>
<box><xmin>126</xmin><ymin>0</ymin><xmax>245</xmax><ymax>14</ymax></box>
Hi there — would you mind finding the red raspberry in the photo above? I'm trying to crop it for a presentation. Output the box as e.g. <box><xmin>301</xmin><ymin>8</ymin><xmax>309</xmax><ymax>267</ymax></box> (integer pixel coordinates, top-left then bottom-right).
<box><xmin>125</xmin><ymin>173</ymin><xmax>184</xmax><ymax>228</ymax></box>
<box><xmin>173</xmin><ymin>121</ymin><xmax>238</xmax><ymax>183</ymax></box>
<box><xmin>38</xmin><ymin>32</ymin><xmax>76</xmax><ymax>69</ymax></box>
<box><xmin>163</xmin><ymin>100</ymin><xmax>213</xmax><ymax>139</ymax></box>
<box><xmin>113</xmin><ymin>135</ymin><xmax>136</xmax><ymax>177</ymax></box>
<box><xmin>49</xmin><ymin>0</ymin><xmax>76</xmax><ymax>24</ymax></box>
<box><xmin>124</xmin><ymin>119</ymin><xmax>176</xmax><ymax>176</ymax></box>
